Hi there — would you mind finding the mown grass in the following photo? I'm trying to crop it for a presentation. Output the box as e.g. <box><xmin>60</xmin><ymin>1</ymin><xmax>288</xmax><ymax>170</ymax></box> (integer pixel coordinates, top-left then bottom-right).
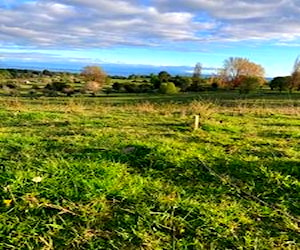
<box><xmin>0</xmin><ymin>92</ymin><xmax>299</xmax><ymax>249</ymax></box>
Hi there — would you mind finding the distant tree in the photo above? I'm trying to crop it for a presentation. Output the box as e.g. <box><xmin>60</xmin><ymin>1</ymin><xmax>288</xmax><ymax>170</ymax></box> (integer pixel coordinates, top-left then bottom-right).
<box><xmin>150</xmin><ymin>75</ymin><xmax>161</xmax><ymax>89</ymax></box>
<box><xmin>158</xmin><ymin>71</ymin><xmax>171</xmax><ymax>83</ymax></box>
<box><xmin>191</xmin><ymin>63</ymin><xmax>204</xmax><ymax>91</ymax></box>
<box><xmin>172</xmin><ymin>76</ymin><xmax>192</xmax><ymax>92</ymax></box>
<box><xmin>42</xmin><ymin>69</ymin><xmax>53</xmax><ymax>77</ymax></box>
<box><xmin>128</xmin><ymin>74</ymin><xmax>138</xmax><ymax>80</ymax></box>
<box><xmin>290</xmin><ymin>57</ymin><xmax>300</xmax><ymax>91</ymax></box>
<box><xmin>269</xmin><ymin>76</ymin><xmax>291</xmax><ymax>92</ymax></box>
<box><xmin>80</xmin><ymin>65</ymin><xmax>107</xmax><ymax>91</ymax></box>
<box><xmin>220</xmin><ymin>57</ymin><xmax>265</xmax><ymax>88</ymax></box>
<box><xmin>193</xmin><ymin>63</ymin><xmax>202</xmax><ymax>78</ymax></box>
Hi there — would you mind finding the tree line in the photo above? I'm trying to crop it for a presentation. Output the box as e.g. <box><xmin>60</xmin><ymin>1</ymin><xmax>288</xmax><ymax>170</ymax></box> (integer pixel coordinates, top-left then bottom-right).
<box><xmin>0</xmin><ymin>56</ymin><xmax>300</xmax><ymax>97</ymax></box>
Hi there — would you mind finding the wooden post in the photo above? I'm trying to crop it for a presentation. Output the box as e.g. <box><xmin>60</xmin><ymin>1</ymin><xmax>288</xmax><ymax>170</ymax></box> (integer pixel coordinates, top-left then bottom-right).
<box><xmin>194</xmin><ymin>115</ymin><xmax>200</xmax><ymax>130</ymax></box>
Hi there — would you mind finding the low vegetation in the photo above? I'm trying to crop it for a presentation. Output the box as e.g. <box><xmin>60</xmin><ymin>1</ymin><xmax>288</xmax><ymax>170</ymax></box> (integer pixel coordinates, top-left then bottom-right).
<box><xmin>0</xmin><ymin>92</ymin><xmax>299</xmax><ymax>249</ymax></box>
<box><xmin>1</xmin><ymin>56</ymin><xmax>300</xmax><ymax>98</ymax></box>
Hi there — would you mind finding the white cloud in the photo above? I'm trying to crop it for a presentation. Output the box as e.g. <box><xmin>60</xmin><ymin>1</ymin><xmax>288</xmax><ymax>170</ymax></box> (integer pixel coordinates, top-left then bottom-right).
<box><xmin>153</xmin><ymin>0</ymin><xmax>300</xmax><ymax>42</ymax></box>
<box><xmin>0</xmin><ymin>0</ymin><xmax>300</xmax><ymax>51</ymax></box>
<box><xmin>0</xmin><ymin>0</ymin><xmax>216</xmax><ymax>49</ymax></box>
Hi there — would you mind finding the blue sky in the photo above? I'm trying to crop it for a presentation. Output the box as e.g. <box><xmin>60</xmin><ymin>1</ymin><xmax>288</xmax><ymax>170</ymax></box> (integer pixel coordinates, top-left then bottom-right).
<box><xmin>1</xmin><ymin>0</ymin><xmax>300</xmax><ymax>76</ymax></box>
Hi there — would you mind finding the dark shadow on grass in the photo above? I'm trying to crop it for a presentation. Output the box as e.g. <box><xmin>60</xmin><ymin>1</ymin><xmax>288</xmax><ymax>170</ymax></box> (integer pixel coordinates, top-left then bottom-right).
<box><xmin>147</xmin><ymin>122</ymin><xmax>191</xmax><ymax>132</ymax></box>
<box><xmin>90</xmin><ymin>144</ymin><xmax>300</xmax><ymax>219</ymax></box>
<box><xmin>261</xmin><ymin>123</ymin><xmax>300</xmax><ymax>127</ymax></box>
<box><xmin>258</xmin><ymin>130</ymin><xmax>300</xmax><ymax>139</ymax></box>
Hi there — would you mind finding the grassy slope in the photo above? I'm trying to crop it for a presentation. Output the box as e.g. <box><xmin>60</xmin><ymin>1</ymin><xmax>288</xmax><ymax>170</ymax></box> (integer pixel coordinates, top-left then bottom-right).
<box><xmin>0</xmin><ymin>92</ymin><xmax>299</xmax><ymax>249</ymax></box>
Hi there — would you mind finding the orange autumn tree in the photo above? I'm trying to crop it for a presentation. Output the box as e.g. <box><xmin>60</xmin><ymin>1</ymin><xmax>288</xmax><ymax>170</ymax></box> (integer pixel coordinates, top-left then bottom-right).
<box><xmin>81</xmin><ymin>65</ymin><xmax>107</xmax><ymax>96</ymax></box>
<box><xmin>220</xmin><ymin>57</ymin><xmax>265</xmax><ymax>89</ymax></box>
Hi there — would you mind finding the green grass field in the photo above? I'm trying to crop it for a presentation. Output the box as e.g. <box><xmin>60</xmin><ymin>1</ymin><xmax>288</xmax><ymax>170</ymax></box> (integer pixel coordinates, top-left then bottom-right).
<box><xmin>0</xmin><ymin>92</ymin><xmax>299</xmax><ymax>249</ymax></box>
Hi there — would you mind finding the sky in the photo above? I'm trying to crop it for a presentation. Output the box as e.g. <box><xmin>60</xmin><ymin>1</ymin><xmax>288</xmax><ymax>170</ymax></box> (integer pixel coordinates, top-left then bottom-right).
<box><xmin>1</xmin><ymin>0</ymin><xmax>300</xmax><ymax>76</ymax></box>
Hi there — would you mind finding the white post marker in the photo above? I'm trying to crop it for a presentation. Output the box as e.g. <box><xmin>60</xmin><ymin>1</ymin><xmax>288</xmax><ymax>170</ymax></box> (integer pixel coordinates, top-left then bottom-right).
<box><xmin>194</xmin><ymin>115</ymin><xmax>200</xmax><ymax>130</ymax></box>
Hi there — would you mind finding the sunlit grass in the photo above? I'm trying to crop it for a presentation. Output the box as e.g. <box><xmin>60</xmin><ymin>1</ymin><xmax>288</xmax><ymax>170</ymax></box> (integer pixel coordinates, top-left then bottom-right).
<box><xmin>0</xmin><ymin>93</ymin><xmax>299</xmax><ymax>249</ymax></box>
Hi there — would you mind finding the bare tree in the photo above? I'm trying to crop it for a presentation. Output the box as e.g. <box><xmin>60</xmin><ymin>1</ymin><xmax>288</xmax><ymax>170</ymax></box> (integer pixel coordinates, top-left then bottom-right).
<box><xmin>193</xmin><ymin>63</ymin><xmax>202</xmax><ymax>78</ymax></box>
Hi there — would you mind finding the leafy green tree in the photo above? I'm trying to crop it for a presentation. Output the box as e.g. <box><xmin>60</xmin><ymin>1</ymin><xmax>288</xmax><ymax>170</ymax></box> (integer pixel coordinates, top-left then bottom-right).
<box><xmin>128</xmin><ymin>74</ymin><xmax>138</xmax><ymax>80</ymax></box>
<box><xmin>123</xmin><ymin>83</ymin><xmax>139</xmax><ymax>93</ymax></box>
<box><xmin>158</xmin><ymin>71</ymin><xmax>171</xmax><ymax>83</ymax></box>
<box><xmin>239</xmin><ymin>76</ymin><xmax>265</xmax><ymax>94</ymax></box>
<box><xmin>42</xmin><ymin>69</ymin><xmax>53</xmax><ymax>76</ymax></box>
<box><xmin>45</xmin><ymin>81</ymin><xmax>68</xmax><ymax>92</ymax></box>
<box><xmin>269</xmin><ymin>76</ymin><xmax>290</xmax><ymax>92</ymax></box>
<box><xmin>172</xmin><ymin>76</ymin><xmax>192</xmax><ymax>92</ymax></box>
<box><xmin>150</xmin><ymin>75</ymin><xmax>161</xmax><ymax>89</ymax></box>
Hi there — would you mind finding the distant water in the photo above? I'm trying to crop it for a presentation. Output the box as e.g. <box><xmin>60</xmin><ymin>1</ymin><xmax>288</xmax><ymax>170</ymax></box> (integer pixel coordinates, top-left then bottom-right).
<box><xmin>0</xmin><ymin>61</ymin><xmax>195</xmax><ymax>76</ymax></box>
<box><xmin>1</xmin><ymin>61</ymin><xmax>273</xmax><ymax>80</ymax></box>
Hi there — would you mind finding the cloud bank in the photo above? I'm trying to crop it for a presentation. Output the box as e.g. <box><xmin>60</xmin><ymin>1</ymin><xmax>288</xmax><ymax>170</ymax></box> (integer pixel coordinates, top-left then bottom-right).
<box><xmin>1</xmin><ymin>0</ymin><xmax>300</xmax><ymax>50</ymax></box>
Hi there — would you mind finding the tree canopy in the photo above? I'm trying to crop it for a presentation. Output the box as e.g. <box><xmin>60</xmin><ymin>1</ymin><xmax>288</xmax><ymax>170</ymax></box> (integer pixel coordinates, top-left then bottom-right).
<box><xmin>269</xmin><ymin>76</ymin><xmax>291</xmax><ymax>92</ymax></box>
<box><xmin>80</xmin><ymin>65</ymin><xmax>107</xmax><ymax>84</ymax></box>
<box><xmin>220</xmin><ymin>57</ymin><xmax>265</xmax><ymax>88</ymax></box>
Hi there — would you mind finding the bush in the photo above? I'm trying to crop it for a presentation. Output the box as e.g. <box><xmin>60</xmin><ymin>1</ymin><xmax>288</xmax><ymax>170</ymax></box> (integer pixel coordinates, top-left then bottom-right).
<box><xmin>172</xmin><ymin>76</ymin><xmax>192</xmax><ymax>92</ymax></box>
<box><xmin>159</xmin><ymin>82</ymin><xmax>178</xmax><ymax>94</ymax></box>
<box><xmin>45</xmin><ymin>81</ymin><xmax>68</xmax><ymax>92</ymax></box>
<box><xmin>5</xmin><ymin>81</ymin><xmax>19</xmax><ymax>89</ymax></box>
<box><xmin>62</xmin><ymin>85</ymin><xmax>75</xmax><ymax>96</ymax></box>
<box><xmin>112</xmin><ymin>82</ymin><xmax>122</xmax><ymax>91</ymax></box>
<box><xmin>239</xmin><ymin>76</ymin><xmax>264</xmax><ymax>94</ymax></box>
<box><xmin>211</xmin><ymin>82</ymin><xmax>219</xmax><ymax>91</ymax></box>
<box><xmin>125</xmin><ymin>83</ymin><xmax>140</xmax><ymax>93</ymax></box>
<box><xmin>188</xmin><ymin>77</ymin><xmax>206</xmax><ymax>91</ymax></box>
